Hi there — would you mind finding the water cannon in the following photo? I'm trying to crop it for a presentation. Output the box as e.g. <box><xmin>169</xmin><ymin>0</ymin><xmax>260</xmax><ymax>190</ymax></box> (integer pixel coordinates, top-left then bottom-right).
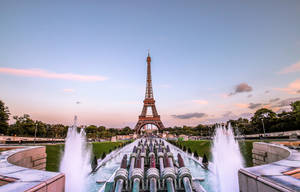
<box><xmin>130</xmin><ymin>156</ymin><xmax>144</xmax><ymax>191</ymax></box>
<box><xmin>146</xmin><ymin>155</ymin><xmax>160</xmax><ymax>191</ymax></box>
<box><xmin>177</xmin><ymin>154</ymin><xmax>193</xmax><ymax>192</ymax></box>
<box><xmin>114</xmin><ymin>155</ymin><xmax>129</xmax><ymax>192</ymax></box>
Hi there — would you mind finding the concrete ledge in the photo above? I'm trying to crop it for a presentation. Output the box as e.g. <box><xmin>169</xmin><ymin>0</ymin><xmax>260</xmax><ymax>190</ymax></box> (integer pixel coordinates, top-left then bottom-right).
<box><xmin>0</xmin><ymin>146</ymin><xmax>65</xmax><ymax>192</ymax></box>
<box><xmin>239</xmin><ymin>142</ymin><xmax>300</xmax><ymax>192</ymax></box>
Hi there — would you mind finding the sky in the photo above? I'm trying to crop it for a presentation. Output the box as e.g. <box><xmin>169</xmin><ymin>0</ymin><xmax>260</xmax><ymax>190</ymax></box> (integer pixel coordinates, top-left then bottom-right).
<box><xmin>0</xmin><ymin>0</ymin><xmax>300</xmax><ymax>128</ymax></box>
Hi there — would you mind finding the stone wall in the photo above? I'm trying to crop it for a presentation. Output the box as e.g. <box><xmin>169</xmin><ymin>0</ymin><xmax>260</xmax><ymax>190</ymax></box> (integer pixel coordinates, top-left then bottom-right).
<box><xmin>0</xmin><ymin>146</ymin><xmax>65</xmax><ymax>192</ymax></box>
<box><xmin>239</xmin><ymin>142</ymin><xmax>300</xmax><ymax>192</ymax></box>
<box><xmin>7</xmin><ymin>146</ymin><xmax>46</xmax><ymax>170</ymax></box>
<box><xmin>252</xmin><ymin>142</ymin><xmax>290</xmax><ymax>166</ymax></box>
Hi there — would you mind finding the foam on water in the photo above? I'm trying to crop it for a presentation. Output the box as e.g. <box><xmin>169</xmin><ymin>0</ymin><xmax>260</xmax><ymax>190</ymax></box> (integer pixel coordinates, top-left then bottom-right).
<box><xmin>60</xmin><ymin>116</ymin><xmax>92</xmax><ymax>192</ymax></box>
<box><xmin>212</xmin><ymin>124</ymin><xmax>244</xmax><ymax>192</ymax></box>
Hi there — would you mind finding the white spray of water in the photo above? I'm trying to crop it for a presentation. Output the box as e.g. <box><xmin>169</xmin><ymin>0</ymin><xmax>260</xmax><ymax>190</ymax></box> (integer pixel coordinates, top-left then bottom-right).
<box><xmin>60</xmin><ymin>116</ymin><xmax>92</xmax><ymax>192</ymax></box>
<box><xmin>212</xmin><ymin>124</ymin><xmax>244</xmax><ymax>192</ymax></box>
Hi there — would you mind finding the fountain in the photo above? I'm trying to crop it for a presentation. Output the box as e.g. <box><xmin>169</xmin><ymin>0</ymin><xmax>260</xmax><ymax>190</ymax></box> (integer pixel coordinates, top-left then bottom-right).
<box><xmin>212</xmin><ymin>124</ymin><xmax>244</xmax><ymax>192</ymax></box>
<box><xmin>60</xmin><ymin>116</ymin><xmax>92</xmax><ymax>192</ymax></box>
<box><xmin>57</xmin><ymin>120</ymin><xmax>243</xmax><ymax>192</ymax></box>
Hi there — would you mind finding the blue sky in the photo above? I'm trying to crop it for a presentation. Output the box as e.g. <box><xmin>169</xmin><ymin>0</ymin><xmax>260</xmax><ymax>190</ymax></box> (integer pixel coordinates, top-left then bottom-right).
<box><xmin>0</xmin><ymin>0</ymin><xmax>300</xmax><ymax>128</ymax></box>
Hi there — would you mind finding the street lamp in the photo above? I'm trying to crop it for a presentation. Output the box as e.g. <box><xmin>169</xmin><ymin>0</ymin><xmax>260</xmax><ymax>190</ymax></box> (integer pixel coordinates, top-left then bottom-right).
<box><xmin>261</xmin><ymin>113</ymin><xmax>268</xmax><ymax>138</ymax></box>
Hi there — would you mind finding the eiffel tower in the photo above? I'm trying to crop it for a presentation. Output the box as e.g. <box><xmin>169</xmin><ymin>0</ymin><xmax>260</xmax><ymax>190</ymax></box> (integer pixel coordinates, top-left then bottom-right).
<box><xmin>134</xmin><ymin>52</ymin><xmax>165</xmax><ymax>134</ymax></box>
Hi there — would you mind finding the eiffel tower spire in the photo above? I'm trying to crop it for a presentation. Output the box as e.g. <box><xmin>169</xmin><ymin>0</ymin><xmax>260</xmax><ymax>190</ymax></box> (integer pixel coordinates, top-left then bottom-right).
<box><xmin>134</xmin><ymin>52</ymin><xmax>165</xmax><ymax>134</ymax></box>
<box><xmin>145</xmin><ymin>51</ymin><xmax>153</xmax><ymax>99</ymax></box>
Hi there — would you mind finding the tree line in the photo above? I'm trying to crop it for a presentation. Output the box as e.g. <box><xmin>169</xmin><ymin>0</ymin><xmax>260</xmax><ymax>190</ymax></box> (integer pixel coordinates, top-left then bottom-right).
<box><xmin>0</xmin><ymin>100</ymin><xmax>134</xmax><ymax>139</ymax></box>
<box><xmin>164</xmin><ymin>101</ymin><xmax>300</xmax><ymax>136</ymax></box>
<box><xmin>0</xmin><ymin>99</ymin><xmax>299</xmax><ymax>138</ymax></box>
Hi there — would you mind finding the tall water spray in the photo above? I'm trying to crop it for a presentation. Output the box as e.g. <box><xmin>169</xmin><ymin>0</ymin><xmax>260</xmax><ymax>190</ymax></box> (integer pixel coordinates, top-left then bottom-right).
<box><xmin>60</xmin><ymin>116</ymin><xmax>92</xmax><ymax>192</ymax></box>
<box><xmin>212</xmin><ymin>124</ymin><xmax>244</xmax><ymax>192</ymax></box>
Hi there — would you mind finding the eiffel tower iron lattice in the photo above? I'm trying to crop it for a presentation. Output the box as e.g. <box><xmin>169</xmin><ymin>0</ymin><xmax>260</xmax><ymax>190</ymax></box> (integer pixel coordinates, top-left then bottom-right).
<box><xmin>134</xmin><ymin>52</ymin><xmax>165</xmax><ymax>134</ymax></box>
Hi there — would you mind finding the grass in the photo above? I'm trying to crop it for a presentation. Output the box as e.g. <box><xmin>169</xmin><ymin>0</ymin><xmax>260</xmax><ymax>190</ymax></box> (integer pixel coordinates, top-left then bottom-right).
<box><xmin>176</xmin><ymin>140</ymin><xmax>273</xmax><ymax>167</ymax></box>
<box><xmin>45</xmin><ymin>144</ymin><xmax>64</xmax><ymax>172</ymax></box>
<box><xmin>45</xmin><ymin>141</ymin><xmax>124</xmax><ymax>172</ymax></box>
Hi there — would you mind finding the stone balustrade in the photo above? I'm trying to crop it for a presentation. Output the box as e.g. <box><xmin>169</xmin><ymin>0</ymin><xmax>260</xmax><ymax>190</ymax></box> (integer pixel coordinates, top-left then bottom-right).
<box><xmin>239</xmin><ymin>142</ymin><xmax>300</xmax><ymax>192</ymax></box>
<box><xmin>0</xmin><ymin>146</ymin><xmax>65</xmax><ymax>192</ymax></box>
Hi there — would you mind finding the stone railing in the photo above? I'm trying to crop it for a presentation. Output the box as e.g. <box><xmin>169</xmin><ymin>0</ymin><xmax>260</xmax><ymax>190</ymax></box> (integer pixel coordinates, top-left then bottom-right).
<box><xmin>7</xmin><ymin>146</ymin><xmax>47</xmax><ymax>171</ymax></box>
<box><xmin>239</xmin><ymin>142</ymin><xmax>300</xmax><ymax>192</ymax></box>
<box><xmin>0</xmin><ymin>146</ymin><xmax>65</xmax><ymax>192</ymax></box>
<box><xmin>252</xmin><ymin>142</ymin><xmax>290</xmax><ymax>166</ymax></box>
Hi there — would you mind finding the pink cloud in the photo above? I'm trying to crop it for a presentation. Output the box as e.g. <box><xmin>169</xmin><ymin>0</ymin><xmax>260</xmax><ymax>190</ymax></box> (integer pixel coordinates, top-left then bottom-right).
<box><xmin>275</xmin><ymin>79</ymin><xmax>300</xmax><ymax>94</ymax></box>
<box><xmin>192</xmin><ymin>99</ymin><xmax>208</xmax><ymax>105</ymax></box>
<box><xmin>279</xmin><ymin>61</ymin><xmax>300</xmax><ymax>74</ymax></box>
<box><xmin>235</xmin><ymin>103</ymin><xmax>248</xmax><ymax>109</ymax></box>
<box><xmin>220</xmin><ymin>93</ymin><xmax>229</xmax><ymax>99</ymax></box>
<box><xmin>0</xmin><ymin>67</ymin><xmax>108</xmax><ymax>82</ymax></box>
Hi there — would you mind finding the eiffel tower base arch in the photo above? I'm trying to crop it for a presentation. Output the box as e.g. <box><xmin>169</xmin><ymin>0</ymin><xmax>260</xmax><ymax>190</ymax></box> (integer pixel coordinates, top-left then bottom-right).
<box><xmin>134</xmin><ymin>118</ymin><xmax>165</xmax><ymax>134</ymax></box>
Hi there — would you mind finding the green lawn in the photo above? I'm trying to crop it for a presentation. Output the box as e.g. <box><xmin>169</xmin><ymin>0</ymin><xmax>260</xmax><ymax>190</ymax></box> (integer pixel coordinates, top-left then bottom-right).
<box><xmin>45</xmin><ymin>142</ymin><xmax>124</xmax><ymax>172</ymax></box>
<box><xmin>176</xmin><ymin>140</ymin><xmax>272</xmax><ymax>167</ymax></box>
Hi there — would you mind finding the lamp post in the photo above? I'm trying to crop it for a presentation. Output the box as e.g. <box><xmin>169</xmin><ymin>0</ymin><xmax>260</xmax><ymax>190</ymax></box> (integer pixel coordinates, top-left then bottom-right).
<box><xmin>261</xmin><ymin>114</ymin><xmax>267</xmax><ymax>138</ymax></box>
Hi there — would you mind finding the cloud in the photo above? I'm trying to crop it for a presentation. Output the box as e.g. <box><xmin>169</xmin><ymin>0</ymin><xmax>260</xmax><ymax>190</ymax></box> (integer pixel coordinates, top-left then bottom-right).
<box><xmin>298</xmin><ymin>90</ymin><xmax>300</xmax><ymax>94</ymax></box>
<box><xmin>265</xmin><ymin>90</ymin><xmax>270</xmax><ymax>94</ymax></box>
<box><xmin>239</xmin><ymin>113</ymin><xmax>253</xmax><ymax>119</ymax></box>
<box><xmin>222</xmin><ymin>111</ymin><xmax>238</xmax><ymax>119</ymax></box>
<box><xmin>0</xmin><ymin>67</ymin><xmax>108</xmax><ymax>82</ymax></box>
<box><xmin>171</xmin><ymin>112</ymin><xmax>206</xmax><ymax>119</ymax></box>
<box><xmin>63</xmin><ymin>88</ymin><xmax>75</xmax><ymax>93</ymax></box>
<box><xmin>275</xmin><ymin>107</ymin><xmax>292</xmax><ymax>113</ymax></box>
<box><xmin>269</xmin><ymin>98</ymin><xmax>280</xmax><ymax>103</ymax></box>
<box><xmin>235</xmin><ymin>103</ymin><xmax>248</xmax><ymax>109</ymax></box>
<box><xmin>220</xmin><ymin>93</ymin><xmax>229</xmax><ymax>99</ymax></box>
<box><xmin>192</xmin><ymin>100</ymin><xmax>208</xmax><ymax>105</ymax></box>
<box><xmin>272</xmin><ymin>97</ymin><xmax>300</xmax><ymax>108</ymax></box>
<box><xmin>279</xmin><ymin>61</ymin><xmax>300</xmax><ymax>74</ymax></box>
<box><xmin>229</xmin><ymin>83</ymin><xmax>253</xmax><ymax>96</ymax></box>
<box><xmin>248</xmin><ymin>94</ymin><xmax>252</xmax><ymax>98</ymax></box>
<box><xmin>206</xmin><ymin>111</ymin><xmax>238</xmax><ymax>123</ymax></box>
<box><xmin>76</xmin><ymin>101</ymin><xmax>81</xmax><ymax>104</ymax></box>
<box><xmin>275</xmin><ymin>79</ymin><xmax>300</xmax><ymax>94</ymax></box>
<box><xmin>248</xmin><ymin>103</ymin><xmax>262</xmax><ymax>109</ymax></box>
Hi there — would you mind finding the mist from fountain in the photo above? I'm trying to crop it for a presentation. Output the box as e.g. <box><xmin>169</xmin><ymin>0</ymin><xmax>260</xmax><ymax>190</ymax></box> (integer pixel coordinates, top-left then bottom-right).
<box><xmin>60</xmin><ymin>116</ymin><xmax>92</xmax><ymax>192</ymax></box>
<box><xmin>212</xmin><ymin>123</ymin><xmax>244</xmax><ymax>192</ymax></box>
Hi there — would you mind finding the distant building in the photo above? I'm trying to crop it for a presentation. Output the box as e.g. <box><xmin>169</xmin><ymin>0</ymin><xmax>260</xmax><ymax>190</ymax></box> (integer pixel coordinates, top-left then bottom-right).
<box><xmin>111</xmin><ymin>136</ymin><xmax>117</xmax><ymax>142</ymax></box>
<box><xmin>178</xmin><ymin>134</ymin><xmax>189</xmax><ymax>141</ymax></box>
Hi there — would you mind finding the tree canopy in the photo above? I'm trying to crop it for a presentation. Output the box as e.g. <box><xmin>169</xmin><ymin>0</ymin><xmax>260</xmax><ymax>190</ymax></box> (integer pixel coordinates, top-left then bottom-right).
<box><xmin>0</xmin><ymin>100</ymin><xmax>10</xmax><ymax>134</ymax></box>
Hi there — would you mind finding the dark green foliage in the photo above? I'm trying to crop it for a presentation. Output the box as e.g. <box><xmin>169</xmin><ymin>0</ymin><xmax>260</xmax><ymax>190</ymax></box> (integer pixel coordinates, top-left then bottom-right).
<box><xmin>101</xmin><ymin>152</ymin><xmax>106</xmax><ymax>159</ymax></box>
<box><xmin>202</xmin><ymin>153</ymin><xmax>208</xmax><ymax>164</ymax></box>
<box><xmin>0</xmin><ymin>100</ymin><xmax>10</xmax><ymax>135</ymax></box>
<box><xmin>194</xmin><ymin>151</ymin><xmax>199</xmax><ymax>158</ymax></box>
<box><xmin>187</xmin><ymin>147</ymin><xmax>192</xmax><ymax>154</ymax></box>
<box><xmin>91</xmin><ymin>156</ymin><xmax>98</xmax><ymax>171</ymax></box>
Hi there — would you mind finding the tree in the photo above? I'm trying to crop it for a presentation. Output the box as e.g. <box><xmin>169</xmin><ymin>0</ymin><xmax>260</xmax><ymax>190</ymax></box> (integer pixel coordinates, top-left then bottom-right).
<box><xmin>251</xmin><ymin>108</ymin><xmax>277</xmax><ymax>134</ymax></box>
<box><xmin>101</xmin><ymin>152</ymin><xmax>106</xmax><ymax>159</ymax></box>
<box><xmin>85</xmin><ymin>125</ymin><xmax>98</xmax><ymax>139</ymax></box>
<box><xmin>10</xmin><ymin>114</ymin><xmax>35</xmax><ymax>136</ymax></box>
<box><xmin>194</xmin><ymin>151</ymin><xmax>199</xmax><ymax>159</ymax></box>
<box><xmin>0</xmin><ymin>100</ymin><xmax>10</xmax><ymax>134</ymax></box>
<box><xmin>291</xmin><ymin>101</ymin><xmax>300</xmax><ymax>124</ymax></box>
